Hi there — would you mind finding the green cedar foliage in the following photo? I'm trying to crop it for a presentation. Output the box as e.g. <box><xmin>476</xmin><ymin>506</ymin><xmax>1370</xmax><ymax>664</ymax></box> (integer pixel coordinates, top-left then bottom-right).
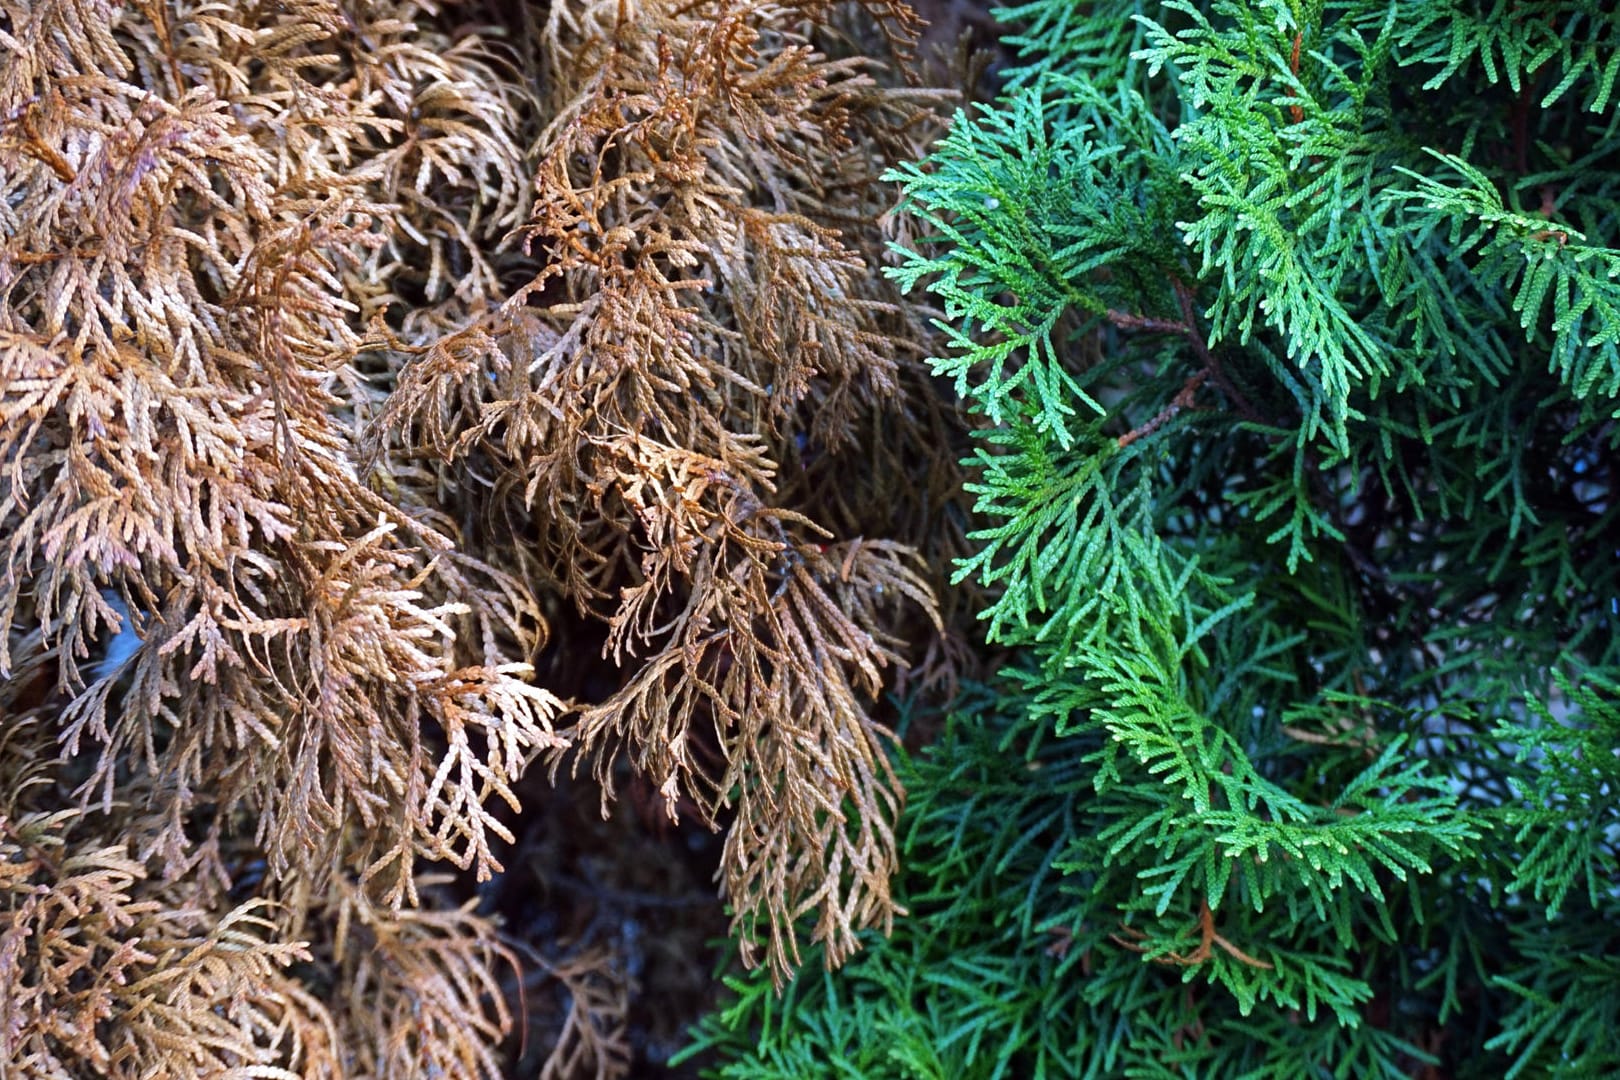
<box><xmin>689</xmin><ymin>1</ymin><xmax>1620</xmax><ymax>1076</ymax></box>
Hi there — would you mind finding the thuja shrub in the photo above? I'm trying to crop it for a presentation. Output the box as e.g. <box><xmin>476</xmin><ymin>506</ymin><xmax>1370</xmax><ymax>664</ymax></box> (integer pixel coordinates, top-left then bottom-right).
<box><xmin>0</xmin><ymin>0</ymin><xmax>966</xmax><ymax>1074</ymax></box>
<box><xmin>691</xmin><ymin>2</ymin><xmax>1620</xmax><ymax>1077</ymax></box>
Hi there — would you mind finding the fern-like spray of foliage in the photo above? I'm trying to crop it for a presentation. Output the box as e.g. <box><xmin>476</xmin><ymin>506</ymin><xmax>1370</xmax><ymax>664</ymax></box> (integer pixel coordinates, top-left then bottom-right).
<box><xmin>693</xmin><ymin>2</ymin><xmax>1620</xmax><ymax>1076</ymax></box>
<box><xmin>2</xmin><ymin>0</ymin><xmax>969</xmax><ymax>1072</ymax></box>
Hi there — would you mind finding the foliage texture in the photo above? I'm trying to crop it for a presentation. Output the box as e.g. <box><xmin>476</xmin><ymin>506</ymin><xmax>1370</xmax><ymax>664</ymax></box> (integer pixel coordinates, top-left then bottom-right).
<box><xmin>1</xmin><ymin>0</ymin><xmax>963</xmax><ymax>1073</ymax></box>
<box><xmin>692</xmin><ymin>1</ymin><xmax>1620</xmax><ymax>1077</ymax></box>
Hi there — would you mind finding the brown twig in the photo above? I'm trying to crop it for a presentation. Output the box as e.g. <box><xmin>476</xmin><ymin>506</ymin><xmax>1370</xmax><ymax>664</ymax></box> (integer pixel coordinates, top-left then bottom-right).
<box><xmin>14</xmin><ymin>108</ymin><xmax>76</xmax><ymax>183</ymax></box>
<box><xmin>1173</xmin><ymin>278</ymin><xmax>1265</xmax><ymax>425</ymax></box>
<box><xmin>1288</xmin><ymin>31</ymin><xmax>1305</xmax><ymax>125</ymax></box>
<box><xmin>1179</xmin><ymin>898</ymin><xmax>1273</xmax><ymax>969</ymax></box>
<box><xmin>1118</xmin><ymin>369</ymin><xmax>1207</xmax><ymax>449</ymax></box>
<box><xmin>6</xmin><ymin>247</ymin><xmax>105</xmax><ymax>265</ymax></box>
<box><xmin>1106</xmin><ymin>309</ymin><xmax>1187</xmax><ymax>335</ymax></box>
<box><xmin>1111</xmin><ymin>899</ymin><xmax>1273</xmax><ymax>970</ymax></box>
<box><xmin>1104</xmin><ymin>280</ymin><xmax>1268</xmax><ymax>447</ymax></box>
<box><xmin>1111</xmin><ymin>283</ymin><xmax>1389</xmax><ymax>592</ymax></box>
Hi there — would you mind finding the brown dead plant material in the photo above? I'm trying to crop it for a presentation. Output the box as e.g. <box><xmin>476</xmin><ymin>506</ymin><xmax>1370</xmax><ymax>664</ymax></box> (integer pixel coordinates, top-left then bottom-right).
<box><xmin>371</xmin><ymin>0</ymin><xmax>964</xmax><ymax>986</ymax></box>
<box><xmin>1</xmin><ymin>0</ymin><xmax>966</xmax><ymax>1071</ymax></box>
<box><xmin>1</xmin><ymin>0</ymin><xmax>560</xmax><ymax>1073</ymax></box>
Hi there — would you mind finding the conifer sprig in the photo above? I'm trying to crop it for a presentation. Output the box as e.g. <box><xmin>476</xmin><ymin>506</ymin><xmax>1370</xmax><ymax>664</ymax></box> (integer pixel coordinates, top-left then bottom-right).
<box><xmin>695</xmin><ymin>1</ymin><xmax>1620</xmax><ymax>1075</ymax></box>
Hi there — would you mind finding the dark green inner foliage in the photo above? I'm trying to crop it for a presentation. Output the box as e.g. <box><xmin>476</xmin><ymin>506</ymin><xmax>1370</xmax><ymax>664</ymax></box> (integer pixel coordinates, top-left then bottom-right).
<box><xmin>689</xmin><ymin>2</ymin><xmax>1620</xmax><ymax>1076</ymax></box>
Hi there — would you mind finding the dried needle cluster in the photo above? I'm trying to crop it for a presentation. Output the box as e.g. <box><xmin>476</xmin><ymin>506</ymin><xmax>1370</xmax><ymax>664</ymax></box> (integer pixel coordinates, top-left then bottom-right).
<box><xmin>1</xmin><ymin>0</ymin><xmax>961</xmax><ymax>1073</ymax></box>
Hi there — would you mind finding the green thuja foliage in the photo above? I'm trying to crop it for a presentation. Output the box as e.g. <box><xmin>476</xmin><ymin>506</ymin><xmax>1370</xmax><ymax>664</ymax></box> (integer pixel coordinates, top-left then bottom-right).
<box><xmin>689</xmin><ymin>1</ymin><xmax>1620</xmax><ymax>1076</ymax></box>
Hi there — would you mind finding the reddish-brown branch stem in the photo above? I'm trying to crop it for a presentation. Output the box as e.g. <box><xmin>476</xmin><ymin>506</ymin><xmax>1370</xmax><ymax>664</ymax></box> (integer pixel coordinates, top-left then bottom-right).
<box><xmin>1109</xmin><ymin>899</ymin><xmax>1273</xmax><ymax>970</ymax></box>
<box><xmin>1105</xmin><ymin>281</ymin><xmax>1267</xmax><ymax>446</ymax></box>
<box><xmin>1288</xmin><ymin>31</ymin><xmax>1305</xmax><ymax>125</ymax></box>
<box><xmin>1106</xmin><ymin>309</ymin><xmax>1186</xmax><ymax>335</ymax></box>
<box><xmin>1110</xmin><ymin>290</ymin><xmax>1391</xmax><ymax>585</ymax></box>
<box><xmin>1118</xmin><ymin>370</ymin><xmax>1207</xmax><ymax>449</ymax></box>
<box><xmin>1172</xmin><ymin>279</ymin><xmax>1266</xmax><ymax>425</ymax></box>
<box><xmin>15</xmin><ymin>110</ymin><xmax>76</xmax><ymax>183</ymax></box>
<box><xmin>5</xmin><ymin>247</ymin><xmax>104</xmax><ymax>264</ymax></box>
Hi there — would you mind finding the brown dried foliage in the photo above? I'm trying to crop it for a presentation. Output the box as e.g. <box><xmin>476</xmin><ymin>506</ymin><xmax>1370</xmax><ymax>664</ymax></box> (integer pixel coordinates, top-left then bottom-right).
<box><xmin>372</xmin><ymin>0</ymin><xmax>968</xmax><ymax>985</ymax></box>
<box><xmin>1</xmin><ymin>0</ymin><xmax>967</xmax><ymax>1072</ymax></box>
